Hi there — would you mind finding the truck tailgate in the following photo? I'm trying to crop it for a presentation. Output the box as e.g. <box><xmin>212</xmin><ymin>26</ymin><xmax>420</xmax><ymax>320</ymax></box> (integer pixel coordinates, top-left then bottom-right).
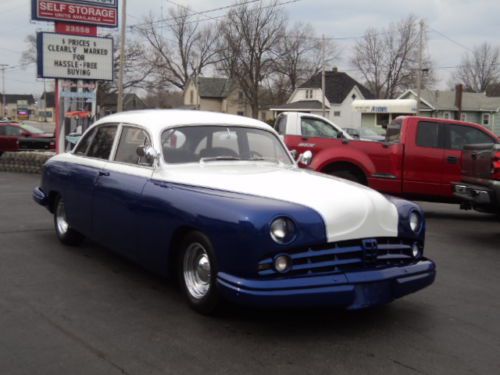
<box><xmin>461</xmin><ymin>143</ymin><xmax>498</xmax><ymax>180</ymax></box>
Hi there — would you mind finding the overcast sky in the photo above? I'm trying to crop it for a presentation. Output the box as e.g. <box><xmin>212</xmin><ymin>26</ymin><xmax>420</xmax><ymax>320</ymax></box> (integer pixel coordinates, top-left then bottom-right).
<box><xmin>1</xmin><ymin>0</ymin><xmax>499</xmax><ymax>97</ymax></box>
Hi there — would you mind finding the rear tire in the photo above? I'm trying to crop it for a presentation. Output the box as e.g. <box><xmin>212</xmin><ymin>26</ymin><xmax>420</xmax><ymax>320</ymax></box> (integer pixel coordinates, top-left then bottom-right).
<box><xmin>178</xmin><ymin>231</ymin><xmax>220</xmax><ymax>314</ymax></box>
<box><xmin>53</xmin><ymin>196</ymin><xmax>84</xmax><ymax>246</ymax></box>
<box><xmin>329</xmin><ymin>169</ymin><xmax>364</xmax><ymax>184</ymax></box>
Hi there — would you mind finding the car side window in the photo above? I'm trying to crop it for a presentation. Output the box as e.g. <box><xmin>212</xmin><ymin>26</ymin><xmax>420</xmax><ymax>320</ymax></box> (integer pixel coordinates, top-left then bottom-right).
<box><xmin>416</xmin><ymin>122</ymin><xmax>440</xmax><ymax>148</ymax></box>
<box><xmin>74</xmin><ymin>127</ymin><xmax>97</xmax><ymax>156</ymax></box>
<box><xmin>274</xmin><ymin>116</ymin><xmax>287</xmax><ymax>135</ymax></box>
<box><xmin>86</xmin><ymin>125</ymin><xmax>117</xmax><ymax>160</ymax></box>
<box><xmin>0</xmin><ymin>126</ymin><xmax>5</xmax><ymax>135</ymax></box>
<box><xmin>301</xmin><ymin>118</ymin><xmax>339</xmax><ymax>138</ymax></box>
<box><xmin>445</xmin><ymin>124</ymin><xmax>494</xmax><ymax>150</ymax></box>
<box><xmin>114</xmin><ymin>126</ymin><xmax>152</xmax><ymax>166</ymax></box>
<box><xmin>5</xmin><ymin>126</ymin><xmax>21</xmax><ymax>136</ymax></box>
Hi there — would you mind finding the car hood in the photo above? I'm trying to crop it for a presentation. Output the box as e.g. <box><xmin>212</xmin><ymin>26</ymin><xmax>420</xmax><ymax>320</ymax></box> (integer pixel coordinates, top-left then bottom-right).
<box><xmin>156</xmin><ymin>163</ymin><xmax>399</xmax><ymax>242</ymax></box>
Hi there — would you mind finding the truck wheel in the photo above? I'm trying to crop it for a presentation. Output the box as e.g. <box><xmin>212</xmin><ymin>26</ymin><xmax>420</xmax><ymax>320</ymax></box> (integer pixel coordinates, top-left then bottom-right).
<box><xmin>53</xmin><ymin>196</ymin><xmax>84</xmax><ymax>246</ymax></box>
<box><xmin>329</xmin><ymin>169</ymin><xmax>364</xmax><ymax>184</ymax></box>
<box><xmin>179</xmin><ymin>231</ymin><xmax>220</xmax><ymax>314</ymax></box>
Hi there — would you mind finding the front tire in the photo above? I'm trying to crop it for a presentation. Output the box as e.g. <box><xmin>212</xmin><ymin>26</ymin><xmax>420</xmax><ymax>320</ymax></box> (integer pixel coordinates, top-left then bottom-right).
<box><xmin>179</xmin><ymin>231</ymin><xmax>219</xmax><ymax>314</ymax></box>
<box><xmin>53</xmin><ymin>196</ymin><xmax>84</xmax><ymax>246</ymax></box>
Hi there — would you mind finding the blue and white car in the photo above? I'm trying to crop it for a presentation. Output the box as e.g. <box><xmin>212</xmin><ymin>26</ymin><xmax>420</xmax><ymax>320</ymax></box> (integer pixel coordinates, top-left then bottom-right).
<box><xmin>33</xmin><ymin>110</ymin><xmax>435</xmax><ymax>314</ymax></box>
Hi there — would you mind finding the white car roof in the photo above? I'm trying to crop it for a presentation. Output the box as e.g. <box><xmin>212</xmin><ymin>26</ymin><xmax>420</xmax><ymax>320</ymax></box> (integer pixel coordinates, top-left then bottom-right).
<box><xmin>93</xmin><ymin>109</ymin><xmax>270</xmax><ymax>131</ymax></box>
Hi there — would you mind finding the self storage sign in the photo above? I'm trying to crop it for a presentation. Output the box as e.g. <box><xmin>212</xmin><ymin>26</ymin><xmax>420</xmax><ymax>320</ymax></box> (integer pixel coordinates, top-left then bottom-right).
<box><xmin>32</xmin><ymin>0</ymin><xmax>118</xmax><ymax>27</ymax></box>
<box><xmin>37</xmin><ymin>32</ymin><xmax>113</xmax><ymax>81</ymax></box>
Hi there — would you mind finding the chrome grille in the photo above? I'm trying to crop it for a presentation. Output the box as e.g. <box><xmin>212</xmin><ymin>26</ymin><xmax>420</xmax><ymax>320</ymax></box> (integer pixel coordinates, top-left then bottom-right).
<box><xmin>258</xmin><ymin>238</ymin><xmax>419</xmax><ymax>277</ymax></box>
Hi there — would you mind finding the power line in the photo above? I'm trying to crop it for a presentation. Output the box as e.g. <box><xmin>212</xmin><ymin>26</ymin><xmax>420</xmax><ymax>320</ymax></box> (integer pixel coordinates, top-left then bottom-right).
<box><xmin>428</xmin><ymin>27</ymin><xmax>473</xmax><ymax>53</ymax></box>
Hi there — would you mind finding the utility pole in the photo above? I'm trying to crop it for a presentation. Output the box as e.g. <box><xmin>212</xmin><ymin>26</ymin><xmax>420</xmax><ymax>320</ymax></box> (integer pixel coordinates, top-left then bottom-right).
<box><xmin>117</xmin><ymin>0</ymin><xmax>127</xmax><ymax>112</ymax></box>
<box><xmin>416</xmin><ymin>19</ymin><xmax>424</xmax><ymax>115</ymax></box>
<box><xmin>0</xmin><ymin>64</ymin><xmax>8</xmax><ymax>119</ymax></box>
<box><xmin>321</xmin><ymin>34</ymin><xmax>326</xmax><ymax>118</ymax></box>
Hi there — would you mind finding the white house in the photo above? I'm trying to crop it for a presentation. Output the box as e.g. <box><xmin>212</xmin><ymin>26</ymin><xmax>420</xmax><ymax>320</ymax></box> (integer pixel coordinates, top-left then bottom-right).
<box><xmin>270</xmin><ymin>69</ymin><xmax>374</xmax><ymax>128</ymax></box>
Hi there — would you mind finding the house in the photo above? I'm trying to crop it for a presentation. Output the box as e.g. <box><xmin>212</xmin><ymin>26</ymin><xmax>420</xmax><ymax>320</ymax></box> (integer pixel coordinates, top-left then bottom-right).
<box><xmin>270</xmin><ymin>69</ymin><xmax>374</xmax><ymax>128</ymax></box>
<box><xmin>0</xmin><ymin>94</ymin><xmax>36</xmax><ymax>120</ymax></box>
<box><xmin>184</xmin><ymin>77</ymin><xmax>273</xmax><ymax>120</ymax></box>
<box><xmin>98</xmin><ymin>93</ymin><xmax>146</xmax><ymax>116</ymax></box>
<box><xmin>38</xmin><ymin>91</ymin><xmax>55</xmax><ymax>122</ymax></box>
<box><xmin>399</xmin><ymin>89</ymin><xmax>500</xmax><ymax>134</ymax></box>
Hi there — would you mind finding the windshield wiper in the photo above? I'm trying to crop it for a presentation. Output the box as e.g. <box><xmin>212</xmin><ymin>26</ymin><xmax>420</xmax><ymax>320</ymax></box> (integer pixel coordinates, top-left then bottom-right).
<box><xmin>249</xmin><ymin>156</ymin><xmax>278</xmax><ymax>163</ymax></box>
<box><xmin>200</xmin><ymin>156</ymin><xmax>241</xmax><ymax>162</ymax></box>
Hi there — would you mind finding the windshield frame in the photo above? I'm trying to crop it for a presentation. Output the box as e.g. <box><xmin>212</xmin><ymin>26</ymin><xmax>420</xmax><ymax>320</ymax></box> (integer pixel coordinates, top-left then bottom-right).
<box><xmin>159</xmin><ymin>124</ymin><xmax>294</xmax><ymax>166</ymax></box>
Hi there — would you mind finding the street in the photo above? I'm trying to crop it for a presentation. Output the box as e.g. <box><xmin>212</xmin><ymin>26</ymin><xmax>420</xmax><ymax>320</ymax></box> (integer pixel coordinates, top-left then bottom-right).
<box><xmin>1</xmin><ymin>171</ymin><xmax>499</xmax><ymax>375</ymax></box>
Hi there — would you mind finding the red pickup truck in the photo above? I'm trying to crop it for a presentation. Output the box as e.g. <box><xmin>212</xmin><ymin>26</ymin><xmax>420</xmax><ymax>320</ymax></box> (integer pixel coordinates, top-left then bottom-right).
<box><xmin>275</xmin><ymin>112</ymin><xmax>499</xmax><ymax>202</ymax></box>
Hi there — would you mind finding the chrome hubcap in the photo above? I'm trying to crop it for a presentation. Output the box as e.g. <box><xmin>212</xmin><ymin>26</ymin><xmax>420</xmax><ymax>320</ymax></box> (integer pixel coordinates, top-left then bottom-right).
<box><xmin>56</xmin><ymin>200</ymin><xmax>69</xmax><ymax>235</ymax></box>
<box><xmin>183</xmin><ymin>243</ymin><xmax>211</xmax><ymax>300</ymax></box>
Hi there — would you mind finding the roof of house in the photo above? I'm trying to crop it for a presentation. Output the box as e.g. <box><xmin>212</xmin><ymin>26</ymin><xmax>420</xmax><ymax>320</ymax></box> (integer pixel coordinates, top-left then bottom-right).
<box><xmin>0</xmin><ymin>94</ymin><xmax>35</xmax><ymax>105</ymax></box>
<box><xmin>195</xmin><ymin>77</ymin><xmax>234</xmax><ymax>99</ymax></box>
<box><xmin>270</xmin><ymin>100</ymin><xmax>330</xmax><ymax>110</ymax></box>
<box><xmin>400</xmin><ymin>89</ymin><xmax>500</xmax><ymax>112</ymax></box>
<box><xmin>299</xmin><ymin>71</ymin><xmax>374</xmax><ymax>103</ymax></box>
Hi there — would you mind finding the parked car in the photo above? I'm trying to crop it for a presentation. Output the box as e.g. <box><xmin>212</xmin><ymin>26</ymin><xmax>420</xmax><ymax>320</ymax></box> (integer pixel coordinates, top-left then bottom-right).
<box><xmin>33</xmin><ymin>110</ymin><xmax>435</xmax><ymax>314</ymax></box>
<box><xmin>275</xmin><ymin>112</ymin><xmax>498</xmax><ymax>203</ymax></box>
<box><xmin>343</xmin><ymin>127</ymin><xmax>385</xmax><ymax>142</ymax></box>
<box><xmin>453</xmin><ymin>143</ymin><xmax>500</xmax><ymax>214</ymax></box>
<box><xmin>0</xmin><ymin>122</ymin><xmax>55</xmax><ymax>155</ymax></box>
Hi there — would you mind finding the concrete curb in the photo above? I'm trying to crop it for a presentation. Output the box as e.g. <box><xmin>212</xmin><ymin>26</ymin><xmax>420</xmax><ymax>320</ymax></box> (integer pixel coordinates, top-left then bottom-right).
<box><xmin>0</xmin><ymin>151</ymin><xmax>55</xmax><ymax>174</ymax></box>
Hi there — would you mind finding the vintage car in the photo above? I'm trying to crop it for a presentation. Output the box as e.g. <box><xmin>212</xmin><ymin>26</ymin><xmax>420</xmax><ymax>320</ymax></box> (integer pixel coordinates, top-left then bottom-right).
<box><xmin>33</xmin><ymin>110</ymin><xmax>435</xmax><ymax>314</ymax></box>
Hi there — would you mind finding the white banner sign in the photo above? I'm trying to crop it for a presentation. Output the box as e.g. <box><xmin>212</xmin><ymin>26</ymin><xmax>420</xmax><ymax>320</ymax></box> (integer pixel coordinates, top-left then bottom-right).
<box><xmin>37</xmin><ymin>32</ymin><xmax>113</xmax><ymax>81</ymax></box>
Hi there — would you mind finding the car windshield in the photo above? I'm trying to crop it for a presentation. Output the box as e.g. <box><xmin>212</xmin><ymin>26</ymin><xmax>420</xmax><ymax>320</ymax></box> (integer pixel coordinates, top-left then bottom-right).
<box><xmin>360</xmin><ymin>128</ymin><xmax>380</xmax><ymax>137</ymax></box>
<box><xmin>21</xmin><ymin>124</ymin><xmax>45</xmax><ymax>134</ymax></box>
<box><xmin>161</xmin><ymin>125</ymin><xmax>293</xmax><ymax>165</ymax></box>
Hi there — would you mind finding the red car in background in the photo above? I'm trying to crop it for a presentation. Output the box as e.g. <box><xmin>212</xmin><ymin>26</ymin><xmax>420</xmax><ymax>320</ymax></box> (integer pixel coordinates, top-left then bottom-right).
<box><xmin>0</xmin><ymin>122</ymin><xmax>55</xmax><ymax>156</ymax></box>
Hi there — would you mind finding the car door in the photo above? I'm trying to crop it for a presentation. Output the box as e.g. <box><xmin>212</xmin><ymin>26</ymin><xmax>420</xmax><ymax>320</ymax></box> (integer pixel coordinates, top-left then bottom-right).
<box><xmin>294</xmin><ymin>116</ymin><xmax>343</xmax><ymax>155</ymax></box>
<box><xmin>403</xmin><ymin>121</ymin><xmax>448</xmax><ymax>196</ymax></box>
<box><xmin>441</xmin><ymin>123</ymin><xmax>496</xmax><ymax>195</ymax></box>
<box><xmin>62</xmin><ymin>125</ymin><xmax>114</xmax><ymax>236</ymax></box>
<box><xmin>92</xmin><ymin>125</ymin><xmax>154</xmax><ymax>259</ymax></box>
<box><xmin>0</xmin><ymin>125</ymin><xmax>21</xmax><ymax>151</ymax></box>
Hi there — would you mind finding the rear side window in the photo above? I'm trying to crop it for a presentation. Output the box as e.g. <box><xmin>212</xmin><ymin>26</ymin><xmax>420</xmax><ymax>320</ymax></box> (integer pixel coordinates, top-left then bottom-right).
<box><xmin>114</xmin><ymin>126</ymin><xmax>152</xmax><ymax>166</ymax></box>
<box><xmin>416</xmin><ymin>122</ymin><xmax>440</xmax><ymax>148</ymax></box>
<box><xmin>74</xmin><ymin>127</ymin><xmax>97</xmax><ymax>155</ymax></box>
<box><xmin>386</xmin><ymin>119</ymin><xmax>402</xmax><ymax>143</ymax></box>
<box><xmin>301</xmin><ymin>117</ymin><xmax>339</xmax><ymax>138</ymax></box>
<box><xmin>5</xmin><ymin>126</ymin><xmax>21</xmax><ymax>136</ymax></box>
<box><xmin>445</xmin><ymin>124</ymin><xmax>494</xmax><ymax>150</ymax></box>
<box><xmin>86</xmin><ymin>125</ymin><xmax>117</xmax><ymax>160</ymax></box>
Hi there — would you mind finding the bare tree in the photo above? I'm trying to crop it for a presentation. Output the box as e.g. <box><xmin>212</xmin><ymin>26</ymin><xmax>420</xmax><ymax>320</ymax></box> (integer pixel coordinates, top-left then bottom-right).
<box><xmin>20</xmin><ymin>34</ymin><xmax>37</xmax><ymax>66</ymax></box>
<box><xmin>274</xmin><ymin>23</ymin><xmax>339</xmax><ymax>95</ymax></box>
<box><xmin>217</xmin><ymin>0</ymin><xmax>286</xmax><ymax>118</ymax></box>
<box><xmin>453</xmin><ymin>42</ymin><xmax>500</xmax><ymax>92</ymax></box>
<box><xmin>135</xmin><ymin>6</ymin><xmax>219</xmax><ymax>91</ymax></box>
<box><xmin>351</xmin><ymin>15</ymin><xmax>433</xmax><ymax>99</ymax></box>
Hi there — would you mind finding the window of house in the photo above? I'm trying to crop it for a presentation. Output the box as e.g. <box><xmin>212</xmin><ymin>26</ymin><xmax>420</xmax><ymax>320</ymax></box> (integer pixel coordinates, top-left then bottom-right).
<box><xmin>460</xmin><ymin>113</ymin><xmax>467</xmax><ymax>121</ymax></box>
<box><xmin>482</xmin><ymin>113</ymin><xmax>490</xmax><ymax>126</ymax></box>
<box><xmin>443</xmin><ymin>112</ymin><xmax>450</xmax><ymax>119</ymax></box>
<box><xmin>445</xmin><ymin>124</ymin><xmax>494</xmax><ymax>150</ymax></box>
<box><xmin>86</xmin><ymin>125</ymin><xmax>117</xmax><ymax>160</ymax></box>
<box><xmin>351</xmin><ymin>94</ymin><xmax>356</xmax><ymax>100</ymax></box>
<box><xmin>114</xmin><ymin>126</ymin><xmax>152</xmax><ymax>166</ymax></box>
<box><xmin>416</xmin><ymin>122</ymin><xmax>440</xmax><ymax>148</ymax></box>
<box><xmin>238</xmin><ymin>91</ymin><xmax>244</xmax><ymax>101</ymax></box>
<box><xmin>237</xmin><ymin>111</ymin><xmax>244</xmax><ymax>116</ymax></box>
<box><xmin>305</xmin><ymin>89</ymin><xmax>313</xmax><ymax>99</ymax></box>
<box><xmin>333</xmin><ymin>111</ymin><xmax>341</xmax><ymax>117</ymax></box>
<box><xmin>190</xmin><ymin>90</ymin><xmax>194</xmax><ymax>105</ymax></box>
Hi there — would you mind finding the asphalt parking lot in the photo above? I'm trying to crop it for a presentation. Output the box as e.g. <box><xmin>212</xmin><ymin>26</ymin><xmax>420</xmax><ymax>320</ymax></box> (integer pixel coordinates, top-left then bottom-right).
<box><xmin>1</xmin><ymin>172</ymin><xmax>499</xmax><ymax>375</ymax></box>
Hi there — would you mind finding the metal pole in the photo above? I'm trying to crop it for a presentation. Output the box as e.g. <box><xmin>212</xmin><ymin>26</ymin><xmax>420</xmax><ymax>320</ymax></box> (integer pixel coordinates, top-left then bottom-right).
<box><xmin>321</xmin><ymin>34</ymin><xmax>326</xmax><ymax>118</ymax></box>
<box><xmin>0</xmin><ymin>64</ymin><xmax>8</xmax><ymax>118</ymax></box>
<box><xmin>117</xmin><ymin>0</ymin><xmax>127</xmax><ymax>113</ymax></box>
<box><xmin>416</xmin><ymin>20</ymin><xmax>424</xmax><ymax>116</ymax></box>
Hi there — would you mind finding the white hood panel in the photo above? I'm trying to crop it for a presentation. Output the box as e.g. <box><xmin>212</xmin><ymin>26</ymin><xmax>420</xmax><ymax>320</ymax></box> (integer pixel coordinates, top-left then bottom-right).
<box><xmin>155</xmin><ymin>164</ymin><xmax>399</xmax><ymax>242</ymax></box>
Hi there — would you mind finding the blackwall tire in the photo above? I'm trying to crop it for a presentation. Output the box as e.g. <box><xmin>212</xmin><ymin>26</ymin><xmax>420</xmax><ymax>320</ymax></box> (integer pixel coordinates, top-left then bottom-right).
<box><xmin>179</xmin><ymin>231</ymin><xmax>220</xmax><ymax>314</ymax></box>
<box><xmin>53</xmin><ymin>196</ymin><xmax>84</xmax><ymax>246</ymax></box>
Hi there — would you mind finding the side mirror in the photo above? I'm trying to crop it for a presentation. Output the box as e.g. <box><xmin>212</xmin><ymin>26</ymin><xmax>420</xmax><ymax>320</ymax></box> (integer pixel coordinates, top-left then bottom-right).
<box><xmin>137</xmin><ymin>145</ymin><xmax>159</xmax><ymax>165</ymax></box>
<box><xmin>298</xmin><ymin>150</ymin><xmax>313</xmax><ymax>166</ymax></box>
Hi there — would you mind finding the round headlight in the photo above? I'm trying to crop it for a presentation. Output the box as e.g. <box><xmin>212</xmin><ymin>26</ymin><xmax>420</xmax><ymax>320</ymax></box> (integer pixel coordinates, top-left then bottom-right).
<box><xmin>270</xmin><ymin>217</ymin><xmax>296</xmax><ymax>244</ymax></box>
<box><xmin>409</xmin><ymin>211</ymin><xmax>421</xmax><ymax>233</ymax></box>
<box><xmin>274</xmin><ymin>254</ymin><xmax>292</xmax><ymax>273</ymax></box>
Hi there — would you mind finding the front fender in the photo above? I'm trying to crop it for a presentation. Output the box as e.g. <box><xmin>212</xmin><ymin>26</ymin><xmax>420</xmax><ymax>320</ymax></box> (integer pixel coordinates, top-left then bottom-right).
<box><xmin>310</xmin><ymin>146</ymin><xmax>376</xmax><ymax>176</ymax></box>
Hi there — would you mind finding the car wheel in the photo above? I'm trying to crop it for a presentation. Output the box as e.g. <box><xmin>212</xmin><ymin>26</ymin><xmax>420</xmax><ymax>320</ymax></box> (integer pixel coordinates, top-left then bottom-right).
<box><xmin>329</xmin><ymin>169</ymin><xmax>364</xmax><ymax>184</ymax></box>
<box><xmin>53</xmin><ymin>196</ymin><xmax>84</xmax><ymax>246</ymax></box>
<box><xmin>179</xmin><ymin>231</ymin><xmax>219</xmax><ymax>314</ymax></box>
